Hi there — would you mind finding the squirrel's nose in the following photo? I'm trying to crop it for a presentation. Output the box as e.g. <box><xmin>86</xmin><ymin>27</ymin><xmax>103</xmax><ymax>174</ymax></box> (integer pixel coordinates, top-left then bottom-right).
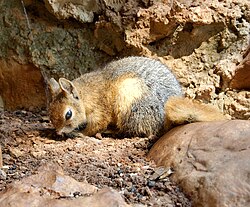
<box><xmin>78</xmin><ymin>122</ymin><xmax>87</xmax><ymax>131</ymax></box>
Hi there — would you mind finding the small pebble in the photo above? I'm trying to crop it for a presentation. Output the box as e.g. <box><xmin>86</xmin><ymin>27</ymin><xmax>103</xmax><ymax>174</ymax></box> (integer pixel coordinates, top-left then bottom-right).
<box><xmin>147</xmin><ymin>180</ymin><xmax>156</xmax><ymax>188</ymax></box>
<box><xmin>0</xmin><ymin>169</ymin><xmax>7</xmax><ymax>180</ymax></box>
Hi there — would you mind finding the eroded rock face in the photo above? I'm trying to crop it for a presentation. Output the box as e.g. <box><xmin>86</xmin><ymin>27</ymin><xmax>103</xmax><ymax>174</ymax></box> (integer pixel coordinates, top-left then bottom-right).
<box><xmin>0</xmin><ymin>59</ymin><xmax>46</xmax><ymax>110</ymax></box>
<box><xmin>0</xmin><ymin>163</ymin><xmax>129</xmax><ymax>207</ymax></box>
<box><xmin>0</xmin><ymin>0</ymin><xmax>249</xmax><ymax>117</ymax></box>
<box><xmin>148</xmin><ymin>120</ymin><xmax>250</xmax><ymax>207</ymax></box>
<box><xmin>44</xmin><ymin>0</ymin><xmax>100</xmax><ymax>23</ymax></box>
<box><xmin>0</xmin><ymin>0</ymin><xmax>110</xmax><ymax>111</ymax></box>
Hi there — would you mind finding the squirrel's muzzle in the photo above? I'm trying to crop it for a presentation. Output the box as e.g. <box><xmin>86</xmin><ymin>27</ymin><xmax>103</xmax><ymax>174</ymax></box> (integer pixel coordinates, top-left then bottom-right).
<box><xmin>78</xmin><ymin>122</ymin><xmax>87</xmax><ymax>131</ymax></box>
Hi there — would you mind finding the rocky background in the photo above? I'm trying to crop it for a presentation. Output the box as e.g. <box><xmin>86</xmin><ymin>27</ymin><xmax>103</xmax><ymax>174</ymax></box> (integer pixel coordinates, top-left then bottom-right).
<box><xmin>0</xmin><ymin>0</ymin><xmax>249</xmax><ymax>119</ymax></box>
<box><xmin>0</xmin><ymin>1</ymin><xmax>250</xmax><ymax>207</ymax></box>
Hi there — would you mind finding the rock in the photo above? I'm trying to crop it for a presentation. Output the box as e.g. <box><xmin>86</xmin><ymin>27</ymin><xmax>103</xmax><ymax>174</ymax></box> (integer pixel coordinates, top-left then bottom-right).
<box><xmin>0</xmin><ymin>145</ymin><xmax>2</xmax><ymax>168</ymax></box>
<box><xmin>9</xmin><ymin>147</ymin><xmax>25</xmax><ymax>158</ymax></box>
<box><xmin>44</xmin><ymin>188</ymin><xmax>130</xmax><ymax>207</ymax></box>
<box><xmin>1</xmin><ymin>0</ymin><xmax>250</xmax><ymax>119</ymax></box>
<box><xmin>44</xmin><ymin>0</ymin><xmax>100</xmax><ymax>23</ymax></box>
<box><xmin>148</xmin><ymin>120</ymin><xmax>250</xmax><ymax>207</ymax></box>
<box><xmin>0</xmin><ymin>170</ymin><xmax>6</xmax><ymax>180</ymax></box>
<box><xmin>0</xmin><ymin>163</ymin><xmax>129</xmax><ymax>207</ymax></box>
<box><xmin>0</xmin><ymin>60</ymin><xmax>46</xmax><ymax>111</ymax></box>
<box><xmin>230</xmin><ymin>44</ymin><xmax>250</xmax><ymax>89</ymax></box>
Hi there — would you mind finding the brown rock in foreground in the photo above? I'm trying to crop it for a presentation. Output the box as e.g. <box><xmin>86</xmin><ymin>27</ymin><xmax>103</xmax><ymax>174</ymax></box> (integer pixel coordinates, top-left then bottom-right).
<box><xmin>148</xmin><ymin>120</ymin><xmax>250</xmax><ymax>207</ymax></box>
<box><xmin>0</xmin><ymin>163</ymin><xmax>129</xmax><ymax>207</ymax></box>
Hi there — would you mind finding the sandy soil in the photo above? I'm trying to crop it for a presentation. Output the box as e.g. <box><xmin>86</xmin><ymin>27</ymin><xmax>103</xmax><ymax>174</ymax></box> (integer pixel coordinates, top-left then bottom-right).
<box><xmin>0</xmin><ymin>110</ymin><xmax>191</xmax><ymax>206</ymax></box>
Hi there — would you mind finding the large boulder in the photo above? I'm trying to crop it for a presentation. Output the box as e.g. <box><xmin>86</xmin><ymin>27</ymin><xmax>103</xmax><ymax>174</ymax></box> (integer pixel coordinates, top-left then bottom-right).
<box><xmin>148</xmin><ymin>120</ymin><xmax>250</xmax><ymax>207</ymax></box>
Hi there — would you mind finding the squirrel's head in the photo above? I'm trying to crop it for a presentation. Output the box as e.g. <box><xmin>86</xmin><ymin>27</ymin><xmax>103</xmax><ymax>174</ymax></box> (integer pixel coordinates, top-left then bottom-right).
<box><xmin>48</xmin><ymin>78</ymin><xmax>87</xmax><ymax>135</ymax></box>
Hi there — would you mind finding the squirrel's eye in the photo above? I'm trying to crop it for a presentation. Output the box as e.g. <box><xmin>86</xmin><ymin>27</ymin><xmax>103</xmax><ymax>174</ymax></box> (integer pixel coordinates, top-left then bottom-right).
<box><xmin>65</xmin><ymin>109</ymin><xmax>72</xmax><ymax>120</ymax></box>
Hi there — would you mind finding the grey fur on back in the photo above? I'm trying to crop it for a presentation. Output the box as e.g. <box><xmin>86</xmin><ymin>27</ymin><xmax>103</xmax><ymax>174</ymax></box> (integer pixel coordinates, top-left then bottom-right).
<box><xmin>104</xmin><ymin>56</ymin><xmax>183</xmax><ymax>136</ymax></box>
<box><xmin>104</xmin><ymin>57</ymin><xmax>182</xmax><ymax>97</ymax></box>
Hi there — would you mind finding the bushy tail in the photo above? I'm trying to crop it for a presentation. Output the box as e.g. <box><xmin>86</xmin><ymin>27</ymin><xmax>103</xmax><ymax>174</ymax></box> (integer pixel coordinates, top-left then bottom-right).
<box><xmin>164</xmin><ymin>96</ymin><xmax>228</xmax><ymax>130</ymax></box>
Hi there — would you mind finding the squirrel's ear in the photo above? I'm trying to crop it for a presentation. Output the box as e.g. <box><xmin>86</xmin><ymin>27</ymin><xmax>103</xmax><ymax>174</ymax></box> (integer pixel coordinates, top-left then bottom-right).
<box><xmin>59</xmin><ymin>78</ymin><xmax>80</xmax><ymax>100</ymax></box>
<box><xmin>48</xmin><ymin>78</ymin><xmax>61</xmax><ymax>97</ymax></box>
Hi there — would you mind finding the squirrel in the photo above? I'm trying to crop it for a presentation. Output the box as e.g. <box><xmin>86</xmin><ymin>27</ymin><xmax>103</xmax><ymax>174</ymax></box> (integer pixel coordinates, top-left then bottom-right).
<box><xmin>48</xmin><ymin>56</ymin><xmax>227</xmax><ymax>137</ymax></box>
